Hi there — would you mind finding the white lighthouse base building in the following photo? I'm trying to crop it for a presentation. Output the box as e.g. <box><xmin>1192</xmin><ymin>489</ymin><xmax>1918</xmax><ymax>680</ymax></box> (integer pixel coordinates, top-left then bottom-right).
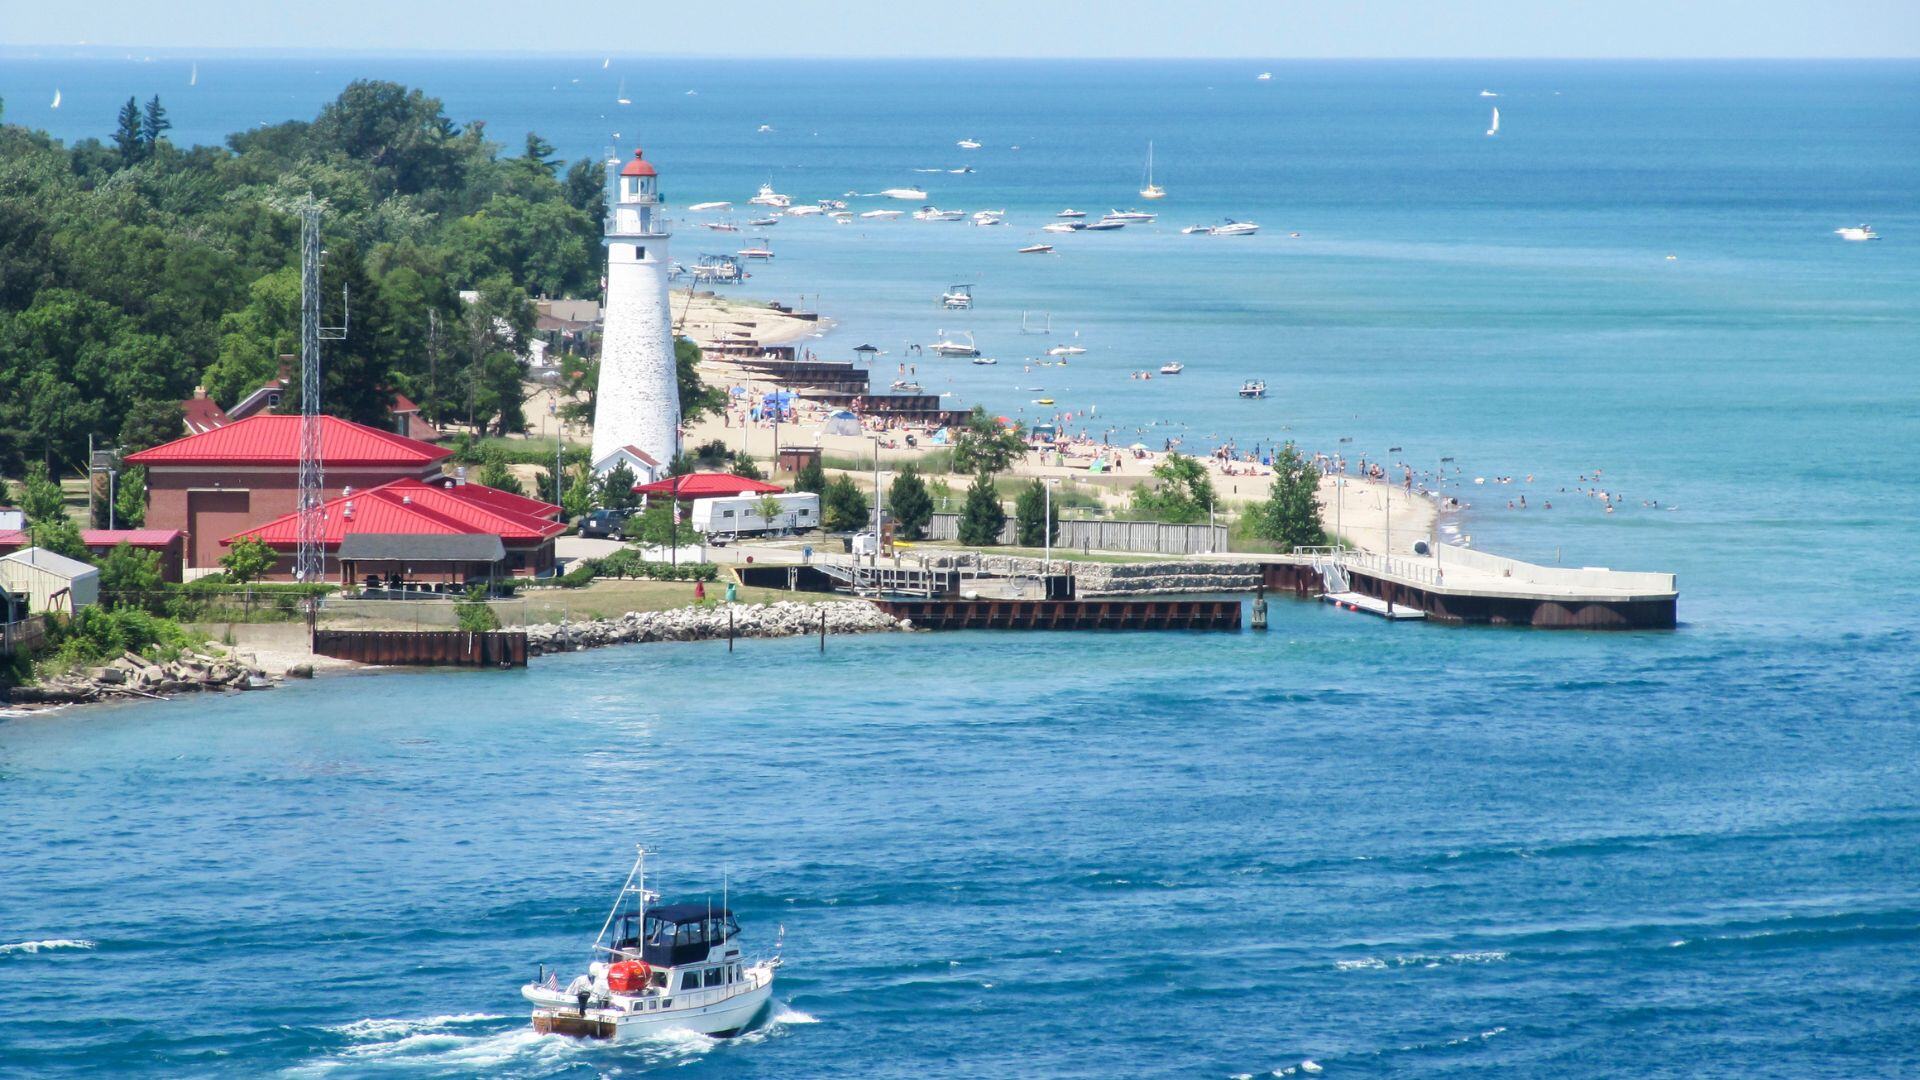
<box><xmin>590</xmin><ymin>148</ymin><xmax>681</xmax><ymax>470</ymax></box>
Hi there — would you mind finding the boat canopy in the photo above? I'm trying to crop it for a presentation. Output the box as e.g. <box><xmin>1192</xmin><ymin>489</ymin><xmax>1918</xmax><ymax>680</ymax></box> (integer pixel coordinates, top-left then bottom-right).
<box><xmin>613</xmin><ymin>904</ymin><xmax>741</xmax><ymax>967</ymax></box>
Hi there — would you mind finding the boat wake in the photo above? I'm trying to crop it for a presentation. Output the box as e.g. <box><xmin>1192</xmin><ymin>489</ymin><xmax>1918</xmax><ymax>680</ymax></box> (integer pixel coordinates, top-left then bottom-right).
<box><xmin>1334</xmin><ymin>949</ymin><xmax>1509</xmax><ymax>971</ymax></box>
<box><xmin>0</xmin><ymin>938</ymin><xmax>96</xmax><ymax>955</ymax></box>
<box><xmin>287</xmin><ymin>1003</ymin><xmax>815</xmax><ymax>1075</ymax></box>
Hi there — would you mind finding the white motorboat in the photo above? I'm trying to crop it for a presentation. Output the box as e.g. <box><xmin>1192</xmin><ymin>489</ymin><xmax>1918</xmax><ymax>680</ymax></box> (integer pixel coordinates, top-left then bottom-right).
<box><xmin>930</xmin><ymin>331</ymin><xmax>980</xmax><ymax>357</ymax></box>
<box><xmin>971</xmin><ymin>357</ymin><xmax>998</xmax><ymax>365</ymax></box>
<box><xmin>1238</xmin><ymin>379</ymin><xmax>1267</xmax><ymax>399</ymax></box>
<box><xmin>749</xmin><ymin>184</ymin><xmax>791</xmax><ymax>208</ymax></box>
<box><xmin>881</xmin><ymin>187</ymin><xmax>930</xmax><ymax>200</ymax></box>
<box><xmin>1159</xmin><ymin>362</ymin><xmax>1184</xmax><ymax>375</ymax></box>
<box><xmin>1108</xmin><ymin>208</ymin><xmax>1157</xmax><ymax>222</ymax></box>
<box><xmin>819</xmin><ymin>199</ymin><xmax>848</xmax><ymax>210</ymax></box>
<box><xmin>1212</xmin><ymin>220</ymin><xmax>1260</xmax><ymax>236</ymax></box>
<box><xmin>757</xmin><ymin>124</ymin><xmax>774</xmax><ymax>133</ymax></box>
<box><xmin>784</xmin><ymin>204</ymin><xmax>824</xmax><ymax>216</ymax></box>
<box><xmin>1139</xmin><ymin>141</ymin><xmax>1166</xmax><ymax>200</ymax></box>
<box><xmin>971</xmin><ymin>210</ymin><xmax>1006</xmax><ymax>226</ymax></box>
<box><xmin>1019</xmin><ymin>243</ymin><xmax>1054</xmax><ymax>254</ymax></box>
<box><xmin>1056</xmin><ymin>208</ymin><xmax>1087</xmax><ymax>218</ymax></box>
<box><xmin>915</xmin><ymin>206</ymin><xmax>966</xmax><ymax>221</ymax></box>
<box><xmin>703</xmin><ymin>221</ymin><xmax>741</xmax><ymax>232</ymax></box>
<box><xmin>859</xmin><ymin>209</ymin><xmax>903</xmax><ymax>219</ymax></box>
<box><xmin>686</xmin><ymin>201</ymin><xmax>732</xmax><ymax>212</ymax></box>
<box><xmin>1047</xmin><ymin>344</ymin><xmax>1086</xmax><ymax>357</ymax></box>
<box><xmin>616</xmin><ymin>78</ymin><xmax>631</xmax><ymax>106</ymax></box>
<box><xmin>957</xmin><ymin>138</ymin><xmax>982</xmax><ymax>149</ymax></box>
<box><xmin>1485</xmin><ymin>107</ymin><xmax>1500</xmax><ymax>137</ymax></box>
<box><xmin>828</xmin><ymin>211</ymin><xmax>854</xmax><ymax>223</ymax></box>
<box><xmin>891</xmin><ymin>379</ymin><xmax>925</xmax><ymax>392</ymax></box>
<box><xmin>1043</xmin><ymin>221</ymin><xmax>1083</xmax><ymax>233</ymax></box>
<box><xmin>1835</xmin><ymin>225</ymin><xmax>1879</xmax><ymax>241</ymax></box>
<box><xmin>1181</xmin><ymin>224</ymin><xmax>1212</xmax><ymax>235</ymax></box>
<box><xmin>942</xmin><ymin>284</ymin><xmax>974</xmax><ymax>310</ymax></box>
<box><xmin>522</xmin><ymin>849</ymin><xmax>779</xmax><ymax>1042</ymax></box>
<box><xmin>1480</xmin><ymin>89</ymin><xmax>1499</xmax><ymax>97</ymax></box>
<box><xmin>737</xmin><ymin>243</ymin><xmax>776</xmax><ymax>259</ymax></box>
<box><xmin>746</xmin><ymin>217</ymin><xmax>779</xmax><ymax>227</ymax></box>
<box><xmin>1083</xmin><ymin>218</ymin><xmax>1126</xmax><ymax>231</ymax></box>
<box><xmin>1256</xmin><ymin>72</ymin><xmax>1272</xmax><ymax>81</ymax></box>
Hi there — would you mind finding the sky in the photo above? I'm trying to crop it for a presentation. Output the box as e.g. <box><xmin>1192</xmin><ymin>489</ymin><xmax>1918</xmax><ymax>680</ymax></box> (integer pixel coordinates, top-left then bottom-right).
<box><xmin>2</xmin><ymin>0</ymin><xmax>1917</xmax><ymax>58</ymax></box>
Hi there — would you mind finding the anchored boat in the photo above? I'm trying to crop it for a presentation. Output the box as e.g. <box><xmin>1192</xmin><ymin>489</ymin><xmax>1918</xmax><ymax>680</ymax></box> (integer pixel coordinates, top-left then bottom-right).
<box><xmin>523</xmin><ymin>849</ymin><xmax>779</xmax><ymax>1041</ymax></box>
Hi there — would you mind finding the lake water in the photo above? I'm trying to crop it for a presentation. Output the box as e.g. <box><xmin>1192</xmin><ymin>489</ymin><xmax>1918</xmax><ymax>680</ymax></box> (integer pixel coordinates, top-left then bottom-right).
<box><xmin>2</xmin><ymin>56</ymin><xmax>1918</xmax><ymax>1077</ymax></box>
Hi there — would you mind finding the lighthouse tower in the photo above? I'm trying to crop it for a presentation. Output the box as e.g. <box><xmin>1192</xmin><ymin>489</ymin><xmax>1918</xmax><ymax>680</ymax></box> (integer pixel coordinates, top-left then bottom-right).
<box><xmin>590</xmin><ymin>147</ymin><xmax>680</xmax><ymax>471</ymax></box>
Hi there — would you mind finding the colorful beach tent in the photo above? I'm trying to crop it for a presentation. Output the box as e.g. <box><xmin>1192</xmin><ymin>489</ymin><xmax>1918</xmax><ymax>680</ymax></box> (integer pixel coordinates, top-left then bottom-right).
<box><xmin>632</xmin><ymin>473</ymin><xmax>783</xmax><ymax>499</ymax></box>
<box><xmin>823</xmin><ymin>410</ymin><xmax>862</xmax><ymax>436</ymax></box>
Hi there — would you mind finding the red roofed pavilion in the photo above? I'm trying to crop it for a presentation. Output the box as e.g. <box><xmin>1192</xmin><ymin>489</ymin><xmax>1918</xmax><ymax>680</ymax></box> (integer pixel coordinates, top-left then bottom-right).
<box><xmin>632</xmin><ymin>473</ymin><xmax>783</xmax><ymax>500</ymax></box>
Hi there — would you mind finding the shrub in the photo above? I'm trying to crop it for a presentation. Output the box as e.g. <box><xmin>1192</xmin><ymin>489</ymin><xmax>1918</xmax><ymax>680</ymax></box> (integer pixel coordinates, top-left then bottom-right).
<box><xmin>220</xmin><ymin>536</ymin><xmax>277</xmax><ymax>582</ymax></box>
<box><xmin>455</xmin><ymin>585</ymin><xmax>502</xmax><ymax>632</ymax></box>
<box><xmin>957</xmin><ymin>472</ymin><xmax>1006</xmax><ymax>546</ymax></box>
<box><xmin>1013</xmin><ymin>479</ymin><xmax>1059</xmax><ymax>547</ymax></box>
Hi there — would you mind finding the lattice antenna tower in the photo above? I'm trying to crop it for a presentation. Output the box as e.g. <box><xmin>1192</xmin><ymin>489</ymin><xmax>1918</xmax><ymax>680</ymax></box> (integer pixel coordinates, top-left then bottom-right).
<box><xmin>296</xmin><ymin>206</ymin><xmax>348</xmax><ymax>584</ymax></box>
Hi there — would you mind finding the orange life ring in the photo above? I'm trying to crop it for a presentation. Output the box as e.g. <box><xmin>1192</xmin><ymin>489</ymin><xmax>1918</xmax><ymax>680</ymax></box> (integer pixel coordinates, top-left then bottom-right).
<box><xmin>606</xmin><ymin>959</ymin><xmax>652</xmax><ymax>994</ymax></box>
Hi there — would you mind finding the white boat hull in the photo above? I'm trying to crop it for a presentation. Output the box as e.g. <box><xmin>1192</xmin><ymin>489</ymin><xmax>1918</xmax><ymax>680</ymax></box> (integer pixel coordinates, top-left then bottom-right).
<box><xmin>526</xmin><ymin>964</ymin><xmax>775</xmax><ymax>1041</ymax></box>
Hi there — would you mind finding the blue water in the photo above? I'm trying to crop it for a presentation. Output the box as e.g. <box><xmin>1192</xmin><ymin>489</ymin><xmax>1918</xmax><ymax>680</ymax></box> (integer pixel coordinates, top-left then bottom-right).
<box><xmin>4</xmin><ymin>57</ymin><xmax>1920</xmax><ymax>1076</ymax></box>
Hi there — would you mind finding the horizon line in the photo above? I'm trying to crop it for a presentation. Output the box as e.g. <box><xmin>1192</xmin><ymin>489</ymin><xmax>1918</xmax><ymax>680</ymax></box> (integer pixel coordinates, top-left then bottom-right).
<box><xmin>3</xmin><ymin>45</ymin><xmax>1917</xmax><ymax>62</ymax></box>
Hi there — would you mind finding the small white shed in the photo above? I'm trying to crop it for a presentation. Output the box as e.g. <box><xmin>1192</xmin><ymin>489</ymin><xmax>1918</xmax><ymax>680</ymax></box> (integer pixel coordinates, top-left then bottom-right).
<box><xmin>592</xmin><ymin>444</ymin><xmax>663</xmax><ymax>484</ymax></box>
<box><xmin>0</xmin><ymin>547</ymin><xmax>100</xmax><ymax>615</ymax></box>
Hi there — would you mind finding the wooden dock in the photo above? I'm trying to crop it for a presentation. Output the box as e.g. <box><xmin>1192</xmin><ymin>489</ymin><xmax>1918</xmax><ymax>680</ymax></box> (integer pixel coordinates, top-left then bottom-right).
<box><xmin>874</xmin><ymin>598</ymin><xmax>1241</xmax><ymax>632</ymax></box>
<box><xmin>1322</xmin><ymin>591</ymin><xmax>1427</xmax><ymax>620</ymax></box>
<box><xmin>312</xmin><ymin>629</ymin><xmax>528</xmax><ymax>667</ymax></box>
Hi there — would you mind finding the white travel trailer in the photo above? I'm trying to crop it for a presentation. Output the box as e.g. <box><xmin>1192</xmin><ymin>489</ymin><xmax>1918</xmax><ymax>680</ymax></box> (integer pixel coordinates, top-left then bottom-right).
<box><xmin>689</xmin><ymin>492</ymin><xmax>820</xmax><ymax>539</ymax></box>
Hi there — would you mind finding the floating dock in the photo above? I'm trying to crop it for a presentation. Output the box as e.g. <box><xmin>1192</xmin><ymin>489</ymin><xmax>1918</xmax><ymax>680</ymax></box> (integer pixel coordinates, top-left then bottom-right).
<box><xmin>874</xmin><ymin>598</ymin><xmax>1241</xmax><ymax>632</ymax></box>
<box><xmin>1322</xmin><ymin>591</ymin><xmax>1427</xmax><ymax>620</ymax></box>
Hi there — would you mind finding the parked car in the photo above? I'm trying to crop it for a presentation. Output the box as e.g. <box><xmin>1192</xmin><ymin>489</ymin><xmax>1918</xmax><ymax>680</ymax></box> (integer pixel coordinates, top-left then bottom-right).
<box><xmin>577</xmin><ymin>508</ymin><xmax>637</xmax><ymax>539</ymax></box>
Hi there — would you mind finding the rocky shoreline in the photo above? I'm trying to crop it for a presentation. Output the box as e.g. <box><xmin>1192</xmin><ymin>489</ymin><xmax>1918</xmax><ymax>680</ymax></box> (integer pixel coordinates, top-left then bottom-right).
<box><xmin>523</xmin><ymin>599</ymin><xmax>906</xmax><ymax>655</ymax></box>
<box><xmin>6</xmin><ymin>649</ymin><xmax>295</xmax><ymax>707</ymax></box>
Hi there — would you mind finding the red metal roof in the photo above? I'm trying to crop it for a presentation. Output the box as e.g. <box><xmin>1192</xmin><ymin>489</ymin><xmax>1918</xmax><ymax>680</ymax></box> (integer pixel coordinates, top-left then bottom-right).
<box><xmin>621</xmin><ymin>148</ymin><xmax>657</xmax><ymax>177</ymax></box>
<box><xmin>428</xmin><ymin>477</ymin><xmax>562</xmax><ymax>521</ymax></box>
<box><xmin>632</xmin><ymin>472</ymin><xmax>783</xmax><ymax>498</ymax></box>
<box><xmin>224</xmin><ymin>479</ymin><xmax>565</xmax><ymax>550</ymax></box>
<box><xmin>82</xmin><ymin>529</ymin><xmax>184</xmax><ymax>549</ymax></box>
<box><xmin>126</xmin><ymin>414</ymin><xmax>451</xmax><ymax>468</ymax></box>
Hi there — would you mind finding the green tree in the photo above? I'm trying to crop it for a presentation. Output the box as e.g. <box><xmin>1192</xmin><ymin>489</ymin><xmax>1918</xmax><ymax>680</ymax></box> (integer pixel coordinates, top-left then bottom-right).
<box><xmin>114</xmin><ymin>466</ymin><xmax>148</xmax><ymax>528</ymax></box>
<box><xmin>628</xmin><ymin>501</ymin><xmax>677</xmax><ymax>545</ymax></box>
<box><xmin>476</xmin><ymin>458</ymin><xmax>524</xmax><ymax>496</ymax></box>
<box><xmin>522</xmin><ymin>133</ymin><xmax>560</xmax><ymax>174</ymax></box>
<box><xmin>1131</xmin><ymin>452</ymin><xmax>1217</xmax><ymax>524</ymax></box>
<box><xmin>755</xmin><ymin>494</ymin><xmax>784</xmax><ymax>529</ymax></box>
<box><xmin>1248</xmin><ymin>442</ymin><xmax>1325</xmax><ymax>551</ymax></box>
<box><xmin>113</xmin><ymin>97</ymin><xmax>145</xmax><ymax>165</ymax></box>
<box><xmin>118</xmin><ymin>397</ymin><xmax>184</xmax><ymax>453</ymax></box>
<box><xmin>793</xmin><ymin>455</ymin><xmax>827</xmax><ymax>495</ymax></box>
<box><xmin>97</xmin><ymin>543</ymin><xmax>165</xmax><ymax>613</ymax></box>
<box><xmin>141</xmin><ymin>96</ymin><xmax>171</xmax><ymax>149</ymax></box>
<box><xmin>18</xmin><ymin>461</ymin><xmax>67</xmax><ymax>525</ymax></box>
<box><xmin>1014</xmin><ymin>479</ymin><xmax>1059</xmax><ymax>547</ymax></box>
<box><xmin>310</xmin><ymin>80</ymin><xmax>467</xmax><ymax>198</ymax></box>
<box><xmin>951</xmin><ymin>405</ymin><xmax>1027</xmax><ymax>475</ymax></box>
<box><xmin>455</xmin><ymin>278</ymin><xmax>535</xmax><ymax>434</ymax></box>
<box><xmin>676</xmin><ymin>338</ymin><xmax>726</xmax><ymax>421</ymax></box>
<box><xmin>822</xmin><ymin>474</ymin><xmax>869</xmax><ymax>532</ymax></box>
<box><xmin>455</xmin><ymin>585</ymin><xmax>501</xmax><ymax>631</ymax></box>
<box><xmin>220</xmin><ymin>535</ymin><xmax>277</xmax><ymax>582</ymax></box>
<box><xmin>957</xmin><ymin>472</ymin><xmax>1006</xmax><ymax>546</ymax></box>
<box><xmin>887</xmin><ymin>465</ymin><xmax>934</xmax><ymax>540</ymax></box>
<box><xmin>203</xmin><ymin>267</ymin><xmax>299</xmax><ymax>407</ymax></box>
<box><xmin>728</xmin><ymin>451</ymin><xmax>764</xmax><ymax>480</ymax></box>
<box><xmin>598</xmin><ymin>461</ymin><xmax>639</xmax><ymax>510</ymax></box>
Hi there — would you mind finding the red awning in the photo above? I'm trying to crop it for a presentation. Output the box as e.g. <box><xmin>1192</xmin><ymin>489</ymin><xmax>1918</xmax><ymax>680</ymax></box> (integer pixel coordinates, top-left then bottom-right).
<box><xmin>632</xmin><ymin>473</ymin><xmax>783</xmax><ymax>499</ymax></box>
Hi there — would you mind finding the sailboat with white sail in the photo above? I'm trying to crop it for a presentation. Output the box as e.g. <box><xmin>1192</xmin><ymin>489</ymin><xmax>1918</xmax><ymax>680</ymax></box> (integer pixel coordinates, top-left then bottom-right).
<box><xmin>1485</xmin><ymin>107</ymin><xmax>1500</xmax><ymax>137</ymax></box>
<box><xmin>51</xmin><ymin>89</ymin><xmax>61</xmax><ymax>109</ymax></box>
<box><xmin>189</xmin><ymin>63</ymin><xmax>198</xmax><ymax>87</ymax></box>
<box><xmin>1139</xmin><ymin>142</ymin><xmax>1165</xmax><ymax>200</ymax></box>
<box><xmin>617</xmin><ymin>78</ymin><xmax>632</xmax><ymax>106</ymax></box>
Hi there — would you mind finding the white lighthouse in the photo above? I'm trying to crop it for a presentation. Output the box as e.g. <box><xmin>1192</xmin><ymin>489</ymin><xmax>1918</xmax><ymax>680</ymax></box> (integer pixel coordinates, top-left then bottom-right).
<box><xmin>590</xmin><ymin>147</ymin><xmax>680</xmax><ymax>471</ymax></box>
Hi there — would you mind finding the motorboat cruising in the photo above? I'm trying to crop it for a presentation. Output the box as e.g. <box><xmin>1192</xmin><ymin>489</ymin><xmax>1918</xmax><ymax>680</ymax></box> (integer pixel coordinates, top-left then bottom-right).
<box><xmin>957</xmin><ymin>138</ymin><xmax>982</xmax><ymax>149</ymax></box>
<box><xmin>1180</xmin><ymin>224</ymin><xmax>1212</xmax><ymax>235</ymax></box>
<box><xmin>702</xmin><ymin>221</ymin><xmax>741</xmax><ymax>232</ymax></box>
<box><xmin>942</xmin><ymin>284</ymin><xmax>974</xmax><ymax>310</ymax></box>
<box><xmin>1082</xmin><ymin>217</ymin><xmax>1127</xmax><ymax>231</ymax></box>
<box><xmin>784</xmin><ymin>204</ymin><xmax>824</xmax><ymax>216</ymax></box>
<box><xmin>971</xmin><ymin>210</ymin><xmax>1007</xmax><ymax>226</ymax></box>
<box><xmin>915</xmin><ymin>206</ymin><xmax>966</xmax><ymax>222</ymax></box>
<box><xmin>745</xmin><ymin>216</ymin><xmax>780</xmax><ymax>227</ymax></box>
<box><xmin>881</xmin><ymin>187</ymin><xmax>930</xmax><ymax>200</ymax></box>
<box><xmin>1212</xmin><ymin>220</ymin><xmax>1260</xmax><ymax>236</ymax></box>
<box><xmin>1047</xmin><ymin>344</ymin><xmax>1086</xmax><ymax>356</ymax></box>
<box><xmin>930</xmin><ymin>331</ymin><xmax>981</xmax><ymax>357</ymax></box>
<box><xmin>1056</xmin><ymin>208</ymin><xmax>1087</xmax><ymax>218</ymax></box>
<box><xmin>1238</xmin><ymin>379</ymin><xmax>1268</xmax><ymax>399</ymax></box>
<box><xmin>522</xmin><ymin>849</ymin><xmax>778</xmax><ymax>1041</ymax></box>
<box><xmin>748</xmin><ymin>184</ymin><xmax>791</xmax><ymax>208</ymax></box>
<box><xmin>1835</xmin><ymin>224</ymin><xmax>1879</xmax><ymax>241</ymax></box>
<box><xmin>1159</xmin><ymin>362</ymin><xmax>1184</xmax><ymax>375</ymax></box>
<box><xmin>1018</xmin><ymin>243</ymin><xmax>1054</xmax><ymax>254</ymax></box>
<box><xmin>686</xmin><ymin>201</ymin><xmax>731</xmax><ymax>212</ymax></box>
<box><xmin>1107</xmin><ymin>208</ymin><xmax>1158</xmax><ymax>222</ymax></box>
<box><xmin>1043</xmin><ymin>221</ymin><xmax>1084</xmax><ymax>233</ymax></box>
<box><xmin>859</xmin><ymin>208</ymin><xmax>904</xmax><ymax>219</ymax></box>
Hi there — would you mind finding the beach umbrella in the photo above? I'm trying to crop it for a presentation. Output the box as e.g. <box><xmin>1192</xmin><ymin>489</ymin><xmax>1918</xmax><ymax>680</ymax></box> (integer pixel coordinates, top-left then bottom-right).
<box><xmin>1129</xmin><ymin>442</ymin><xmax>1149</xmax><ymax>451</ymax></box>
<box><xmin>823</xmin><ymin>410</ymin><xmax>862</xmax><ymax>436</ymax></box>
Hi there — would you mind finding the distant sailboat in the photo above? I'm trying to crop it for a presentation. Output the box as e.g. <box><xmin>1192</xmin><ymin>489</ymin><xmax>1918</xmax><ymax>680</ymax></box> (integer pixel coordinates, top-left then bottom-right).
<box><xmin>189</xmin><ymin>62</ymin><xmax>198</xmax><ymax>87</ymax></box>
<box><xmin>602</xmin><ymin>57</ymin><xmax>610</xmax><ymax>70</ymax></box>
<box><xmin>1256</xmin><ymin>71</ymin><xmax>1272</xmax><ymax>81</ymax></box>
<box><xmin>51</xmin><ymin>88</ymin><xmax>61</xmax><ymax>109</ymax></box>
<box><xmin>616</xmin><ymin>78</ymin><xmax>631</xmax><ymax>106</ymax></box>
<box><xmin>1139</xmin><ymin>141</ymin><xmax>1165</xmax><ymax>200</ymax></box>
<box><xmin>1485</xmin><ymin>107</ymin><xmax>1500</xmax><ymax>137</ymax></box>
